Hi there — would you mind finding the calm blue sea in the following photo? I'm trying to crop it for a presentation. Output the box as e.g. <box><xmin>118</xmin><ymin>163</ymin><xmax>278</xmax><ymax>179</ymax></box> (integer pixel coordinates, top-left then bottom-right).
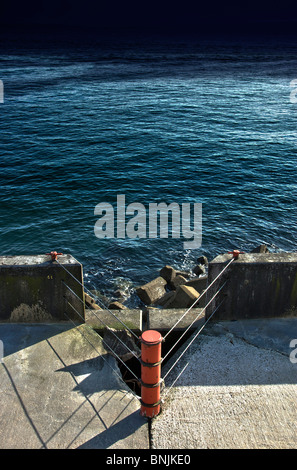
<box><xmin>1</xmin><ymin>36</ymin><xmax>297</xmax><ymax>303</ymax></box>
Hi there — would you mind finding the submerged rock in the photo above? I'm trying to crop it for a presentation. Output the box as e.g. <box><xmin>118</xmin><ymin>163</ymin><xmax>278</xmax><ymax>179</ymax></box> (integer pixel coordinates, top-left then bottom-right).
<box><xmin>89</xmin><ymin>290</ymin><xmax>110</xmax><ymax>309</ymax></box>
<box><xmin>113</xmin><ymin>277</ymin><xmax>134</xmax><ymax>298</ymax></box>
<box><xmin>114</xmin><ymin>289</ymin><xmax>124</xmax><ymax>298</ymax></box>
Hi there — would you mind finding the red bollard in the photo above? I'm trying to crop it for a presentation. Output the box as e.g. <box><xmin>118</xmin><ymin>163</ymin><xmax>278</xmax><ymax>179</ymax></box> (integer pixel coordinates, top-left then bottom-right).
<box><xmin>46</xmin><ymin>251</ymin><xmax>63</xmax><ymax>261</ymax></box>
<box><xmin>140</xmin><ymin>330</ymin><xmax>163</xmax><ymax>418</ymax></box>
<box><xmin>228</xmin><ymin>249</ymin><xmax>244</xmax><ymax>260</ymax></box>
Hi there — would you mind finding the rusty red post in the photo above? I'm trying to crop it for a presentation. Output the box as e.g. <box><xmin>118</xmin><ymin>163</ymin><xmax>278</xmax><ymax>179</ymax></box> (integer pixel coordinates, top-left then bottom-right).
<box><xmin>228</xmin><ymin>249</ymin><xmax>244</xmax><ymax>259</ymax></box>
<box><xmin>140</xmin><ymin>330</ymin><xmax>163</xmax><ymax>418</ymax></box>
<box><xmin>46</xmin><ymin>251</ymin><xmax>63</xmax><ymax>261</ymax></box>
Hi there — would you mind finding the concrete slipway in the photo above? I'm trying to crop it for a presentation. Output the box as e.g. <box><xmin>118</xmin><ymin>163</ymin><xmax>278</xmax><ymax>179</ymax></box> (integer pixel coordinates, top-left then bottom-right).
<box><xmin>1</xmin><ymin>317</ymin><xmax>297</xmax><ymax>449</ymax></box>
<box><xmin>0</xmin><ymin>323</ymin><xmax>149</xmax><ymax>449</ymax></box>
<box><xmin>151</xmin><ymin>317</ymin><xmax>297</xmax><ymax>449</ymax></box>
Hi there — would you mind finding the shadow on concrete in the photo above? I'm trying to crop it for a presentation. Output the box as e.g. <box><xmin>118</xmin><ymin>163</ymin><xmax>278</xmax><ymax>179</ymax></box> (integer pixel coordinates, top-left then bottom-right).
<box><xmin>1</xmin><ymin>361</ymin><xmax>48</xmax><ymax>448</ymax></box>
<box><xmin>0</xmin><ymin>322</ymin><xmax>74</xmax><ymax>357</ymax></box>
<box><xmin>1</xmin><ymin>356</ymin><xmax>143</xmax><ymax>449</ymax></box>
<box><xmin>163</xmin><ymin>319</ymin><xmax>297</xmax><ymax>388</ymax></box>
<box><xmin>0</xmin><ymin>324</ymin><xmax>148</xmax><ymax>449</ymax></box>
<box><xmin>216</xmin><ymin>318</ymin><xmax>297</xmax><ymax>357</ymax></box>
<box><xmin>55</xmin><ymin>356</ymin><xmax>123</xmax><ymax>395</ymax></box>
<box><xmin>76</xmin><ymin>409</ymin><xmax>146</xmax><ymax>449</ymax></box>
<box><xmin>46</xmin><ymin>332</ymin><xmax>147</xmax><ymax>449</ymax></box>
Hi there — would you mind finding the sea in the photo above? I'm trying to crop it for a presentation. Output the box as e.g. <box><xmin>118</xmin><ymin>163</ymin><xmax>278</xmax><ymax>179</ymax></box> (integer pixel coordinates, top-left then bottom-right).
<box><xmin>1</xmin><ymin>32</ymin><xmax>297</xmax><ymax>306</ymax></box>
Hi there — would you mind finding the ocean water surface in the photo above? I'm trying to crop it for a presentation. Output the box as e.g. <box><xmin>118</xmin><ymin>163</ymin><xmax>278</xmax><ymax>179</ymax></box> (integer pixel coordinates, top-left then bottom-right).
<box><xmin>1</xmin><ymin>36</ymin><xmax>297</xmax><ymax>304</ymax></box>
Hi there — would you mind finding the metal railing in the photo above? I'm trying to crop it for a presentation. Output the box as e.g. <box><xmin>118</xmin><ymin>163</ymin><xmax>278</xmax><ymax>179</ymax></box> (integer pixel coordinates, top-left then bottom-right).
<box><xmin>158</xmin><ymin>253</ymin><xmax>238</xmax><ymax>404</ymax></box>
<box><xmin>55</xmin><ymin>256</ymin><xmax>142</xmax><ymax>403</ymax></box>
<box><xmin>46</xmin><ymin>250</ymin><xmax>238</xmax><ymax>417</ymax></box>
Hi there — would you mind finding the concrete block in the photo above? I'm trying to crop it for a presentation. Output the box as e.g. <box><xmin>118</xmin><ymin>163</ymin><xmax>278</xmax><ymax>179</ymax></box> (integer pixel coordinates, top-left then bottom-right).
<box><xmin>0</xmin><ymin>254</ymin><xmax>84</xmax><ymax>323</ymax></box>
<box><xmin>136</xmin><ymin>277</ymin><xmax>167</xmax><ymax>305</ymax></box>
<box><xmin>84</xmin><ymin>292</ymin><xmax>101</xmax><ymax>310</ymax></box>
<box><xmin>169</xmin><ymin>275</ymin><xmax>188</xmax><ymax>290</ymax></box>
<box><xmin>197</xmin><ymin>255</ymin><xmax>208</xmax><ymax>265</ymax></box>
<box><xmin>159</xmin><ymin>265</ymin><xmax>176</xmax><ymax>282</ymax></box>
<box><xmin>156</xmin><ymin>291</ymin><xmax>175</xmax><ymax>307</ymax></box>
<box><xmin>175</xmin><ymin>270</ymin><xmax>191</xmax><ymax>279</ymax></box>
<box><xmin>108</xmin><ymin>301</ymin><xmax>126</xmax><ymax>310</ymax></box>
<box><xmin>251</xmin><ymin>244</ymin><xmax>270</xmax><ymax>253</ymax></box>
<box><xmin>193</xmin><ymin>264</ymin><xmax>206</xmax><ymax>276</ymax></box>
<box><xmin>165</xmin><ymin>285</ymin><xmax>200</xmax><ymax>309</ymax></box>
<box><xmin>85</xmin><ymin>309</ymin><xmax>143</xmax><ymax>332</ymax></box>
<box><xmin>185</xmin><ymin>276</ymin><xmax>208</xmax><ymax>292</ymax></box>
<box><xmin>147</xmin><ymin>307</ymin><xmax>205</xmax><ymax>331</ymax></box>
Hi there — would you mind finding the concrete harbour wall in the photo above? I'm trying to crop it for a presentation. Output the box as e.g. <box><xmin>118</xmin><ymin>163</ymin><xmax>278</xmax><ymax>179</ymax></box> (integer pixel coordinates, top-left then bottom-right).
<box><xmin>2</xmin><ymin>252</ymin><xmax>297</xmax><ymax>326</ymax></box>
<box><xmin>206</xmin><ymin>252</ymin><xmax>297</xmax><ymax>321</ymax></box>
<box><xmin>0</xmin><ymin>255</ymin><xmax>84</xmax><ymax>322</ymax></box>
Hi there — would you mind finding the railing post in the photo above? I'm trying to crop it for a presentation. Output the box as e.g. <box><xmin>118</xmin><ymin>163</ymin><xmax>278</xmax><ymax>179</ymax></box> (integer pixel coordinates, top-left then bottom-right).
<box><xmin>140</xmin><ymin>330</ymin><xmax>163</xmax><ymax>418</ymax></box>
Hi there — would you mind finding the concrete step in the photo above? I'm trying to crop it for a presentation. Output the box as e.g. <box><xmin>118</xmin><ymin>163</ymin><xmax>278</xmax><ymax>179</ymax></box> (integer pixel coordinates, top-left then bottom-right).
<box><xmin>85</xmin><ymin>307</ymin><xmax>205</xmax><ymax>334</ymax></box>
<box><xmin>85</xmin><ymin>308</ymin><xmax>143</xmax><ymax>333</ymax></box>
<box><xmin>146</xmin><ymin>307</ymin><xmax>205</xmax><ymax>332</ymax></box>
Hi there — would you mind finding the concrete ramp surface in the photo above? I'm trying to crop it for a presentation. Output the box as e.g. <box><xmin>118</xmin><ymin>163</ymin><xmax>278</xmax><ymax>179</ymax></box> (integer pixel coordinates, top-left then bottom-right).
<box><xmin>0</xmin><ymin>323</ymin><xmax>149</xmax><ymax>449</ymax></box>
<box><xmin>152</xmin><ymin>319</ymin><xmax>297</xmax><ymax>449</ymax></box>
